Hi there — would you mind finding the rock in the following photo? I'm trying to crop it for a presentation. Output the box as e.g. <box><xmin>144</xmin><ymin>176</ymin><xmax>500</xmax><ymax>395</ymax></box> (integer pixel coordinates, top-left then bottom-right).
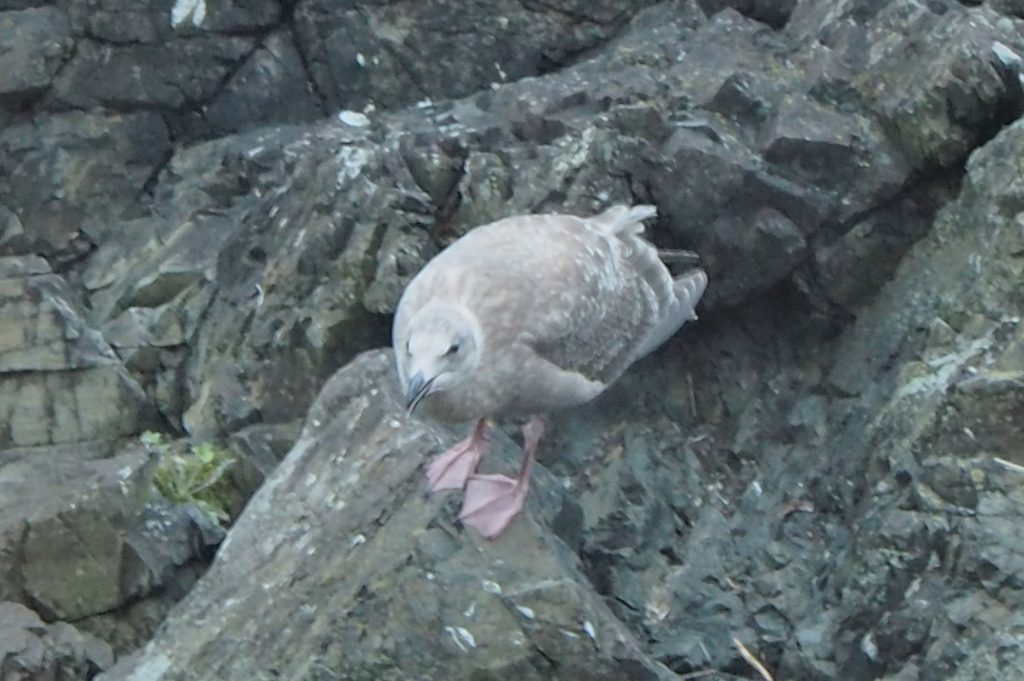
<box><xmin>0</xmin><ymin>205</ymin><xmax>30</xmax><ymax>256</ymax></box>
<box><xmin>1</xmin><ymin>2</ymin><xmax>1023</xmax><ymax>677</ymax></box>
<box><xmin>0</xmin><ymin>6</ymin><xmax>73</xmax><ymax>106</ymax></box>
<box><xmin>988</xmin><ymin>0</ymin><xmax>1024</xmax><ymax>20</ymax></box>
<box><xmin>292</xmin><ymin>0</ymin><xmax>659</xmax><ymax>112</ymax></box>
<box><xmin>807</xmin><ymin>173</ymin><xmax>960</xmax><ymax>308</ymax></box>
<box><xmin>0</xmin><ymin>438</ymin><xmax>229</xmax><ymax>652</ymax></box>
<box><xmin>97</xmin><ymin>350</ymin><xmax>676</xmax><ymax>681</ymax></box>
<box><xmin>697</xmin><ymin>0</ymin><xmax>797</xmax><ymax>28</ymax></box>
<box><xmin>759</xmin><ymin>94</ymin><xmax>910</xmax><ymax>222</ymax></box>
<box><xmin>75</xmin><ymin>585</ymin><xmax>204</xmax><ymax>660</ymax></box>
<box><xmin>0</xmin><ymin>253</ymin><xmax>48</xmax><ymax>278</ymax></box>
<box><xmin>84</xmin><ymin>96</ymin><xmax>1024</xmax><ymax>678</ymax></box>
<box><xmin>0</xmin><ymin>111</ymin><xmax>170</xmax><ymax>256</ymax></box>
<box><xmin>794</xmin><ymin>1</ymin><xmax>1024</xmax><ymax>171</ymax></box>
<box><xmin>202</xmin><ymin>30</ymin><xmax>323</xmax><ymax>136</ymax></box>
<box><xmin>176</xmin><ymin>0</ymin><xmax>281</xmax><ymax>33</ymax></box>
<box><xmin>48</xmin><ymin>36</ymin><xmax>254</xmax><ymax>113</ymax></box>
<box><xmin>0</xmin><ymin>256</ymin><xmax>159</xmax><ymax>448</ymax></box>
<box><xmin>863</xmin><ymin>5</ymin><xmax>1024</xmax><ymax>170</ymax></box>
<box><xmin>2</xmin><ymin>0</ymin><xmax>998</xmax><ymax>441</ymax></box>
<box><xmin>43</xmin><ymin>0</ymin><xmax>1016</xmax><ymax>494</ymax></box>
<box><xmin>2</xmin><ymin>444</ymin><xmax>174</xmax><ymax>618</ymax></box>
<box><xmin>227</xmin><ymin>420</ymin><xmax>302</xmax><ymax>492</ymax></box>
<box><xmin>810</xmin><ymin>116</ymin><xmax>1024</xmax><ymax>680</ymax></box>
<box><xmin>543</xmin><ymin>93</ymin><xmax>1024</xmax><ymax>681</ymax></box>
<box><xmin>708</xmin><ymin>207</ymin><xmax>808</xmax><ymax>304</ymax></box>
<box><xmin>0</xmin><ymin>601</ymin><xmax>114</xmax><ymax>681</ymax></box>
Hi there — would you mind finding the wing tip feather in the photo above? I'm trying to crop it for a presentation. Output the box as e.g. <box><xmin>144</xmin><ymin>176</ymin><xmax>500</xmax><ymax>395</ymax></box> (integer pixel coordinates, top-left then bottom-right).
<box><xmin>595</xmin><ymin>203</ymin><xmax>659</xmax><ymax>235</ymax></box>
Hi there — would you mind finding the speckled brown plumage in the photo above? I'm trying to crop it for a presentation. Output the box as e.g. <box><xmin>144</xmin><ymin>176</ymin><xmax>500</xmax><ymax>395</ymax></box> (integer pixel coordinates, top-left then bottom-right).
<box><xmin>392</xmin><ymin>204</ymin><xmax>707</xmax><ymax>538</ymax></box>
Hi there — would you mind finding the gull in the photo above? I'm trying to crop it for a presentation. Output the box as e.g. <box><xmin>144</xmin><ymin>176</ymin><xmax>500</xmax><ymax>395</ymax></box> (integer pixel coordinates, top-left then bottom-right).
<box><xmin>393</xmin><ymin>204</ymin><xmax>707</xmax><ymax>538</ymax></box>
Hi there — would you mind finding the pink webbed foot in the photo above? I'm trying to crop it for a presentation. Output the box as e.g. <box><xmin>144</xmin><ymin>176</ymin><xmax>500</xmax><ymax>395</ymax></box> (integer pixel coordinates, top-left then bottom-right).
<box><xmin>459</xmin><ymin>416</ymin><xmax>545</xmax><ymax>539</ymax></box>
<box><xmin>458</xmin><ymin>474</ymin><xmax>528</xmax><ymax>539</ymax></box>
<box><xmin>426</xmin><ymin>419</ymin><xmax>489</xmax><ymax>491</ymax></box>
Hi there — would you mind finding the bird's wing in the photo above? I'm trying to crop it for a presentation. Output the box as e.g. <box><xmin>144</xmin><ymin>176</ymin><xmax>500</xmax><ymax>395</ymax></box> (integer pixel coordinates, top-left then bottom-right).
<box><xmin>585</xmin><ymin>204</ymin><xmax>707</xmax><ymax>362</ymax></box>
<box><xmin>633</xmin><ymin>268</ymin><xmax>708</xmax><ymax>360</ymax></box>
<box><xmin>451</xmin><ymin>206</ymin><xmax>675</xmax><ymax>386</ymax></box>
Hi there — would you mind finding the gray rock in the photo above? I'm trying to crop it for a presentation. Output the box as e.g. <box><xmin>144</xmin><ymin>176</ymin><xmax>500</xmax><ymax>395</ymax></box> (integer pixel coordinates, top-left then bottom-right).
<box><xmin>4</xmin><ymin>445</ymin><xmax>138</xmax><ymax>617</ymax></box>
<box><xmin>182</xmin><ymin>0</ymin><xmax>281</xmax><ymax>33</ymax></box>
<box><xmin>0</xmin><ymin>205</ymin><xmax>30</xmax><ymax>256</ymax></box>
<box><xmin>856</xmin><ymin>5</ymin><xmax>1024</xmax><ymax>170</ymax></box>
<box><xmin>97</xmin><ymin>350</ymin><xmax>677</xmax><ymax>681</ymax></box>
<box><xmin>0</xmin><ymin>439</ymin><xmax>227</xmax><ymax>651</ymax></box>
<box><xmin>47</xmin><ymin>36</ymin><xmax>254</xmax><ymax>113</ymax></box>
<box><xmin>0</xmin><ymin>0</ymin><xmax>46</xmax><ymax>9</ymax></box>
<box><xmin>759</xmin><ymin>94</ymin><xmax>910</xmax><ymax>222</ymax></box>
<box><xmin>0</xmin><ymin>111</ymin><xmax>170</xmax><ymax>256</ymax></box>
<box><xmin>708</xmin><ymin>207</ymin><xmax>808</xmax><ymax>304</ymax></box>
<box><xmin>227</xmin><ymin>420</ymin><xmax>302</xmax><ymax>493</ymax></box>
<box><xmin>0</xmin><ymin>6</ymin><xmax>73</xmax><ymax>106</ymax></box>
<box><xmin>810</xmin><ymin>116</ymin><xmax>1024</xmax><ymax>680</ymax></box>
<box><xmin>807</xmin><ymin>173</ymin><xmax>959</xmax><ymax>308</ymax></box>
<box><xmin>988</xmin><ymin>0</ymin><xmax>1024</xmax><ymax>19</ymax></box>
<box><xmin>0</xmin><ymin>257</ymin><xmax>159</xmax><ymax>448</ymax></box>
<box><xmin>203</xmin><ymin>30</ymin><xmax>323</xmax><ymax>136</ymax></box>
<box><xmin>697</xmin><ymin>0</ymin><xmax>797</xmax><ymax>28</ymax></box>
<box><xmin>0</xmin><ymin>601</ymin><xmax>114</xmax><ymax>681</ymax></box>
<box><xmin>0</xmin><ymin>253</ymin><xmax>48</xmax><ymax>278</ymax></box>
<box><xmin>57</xmin><ymin>0</ymin><xmax>270</xmax><ymax>44</ymax></box>
<box><xmin>792</xmin><ymin>1</ymin><xmax>1024</xmax><ymax>170</ymax></box>
<box><xmin>293</xmin><ymin>0</ymin><xmax>660</xmax><ymax>112</ymax></box>
<box><xmin>55</xmin><ymin>0</ymin><xmax>1021</xmax><ymax>495</ymax></box>
<box><xmin>534</xmin><ymin>86</ymin><xmax>1024</xmax><ymax>681</ymax></box>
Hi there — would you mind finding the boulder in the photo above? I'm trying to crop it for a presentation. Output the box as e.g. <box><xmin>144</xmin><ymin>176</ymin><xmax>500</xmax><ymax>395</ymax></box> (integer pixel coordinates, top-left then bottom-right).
<box><xmin>0</xmin><ymin>256</ymin><xmax>158</xmax><ymax>448</ymax></box>
<box><xmin>0</xmin><ymin>111</ymin><xmax>170</xmax><ymax>257</ymax></box>
<box><xmin>0</xmin><ymin>602</ymin><xmax>113</xmax><ymax>681</ymax></box>
<box><xmin>203</xmin><ymin>30</ymin><xmax>324</xmax><ymax>137</ymax></box>
<box><xmin>0</xmin><ymin>6</ymin><xmax>73</xmax><ymax>106</ymax></box>
<box><xmin>292</xmin><ymin>0</ymin><xmax>660</xmax><ymax>112</ymax></box>
<box><xmin>98</xmin><ymin>350</ymin><xmax>678</xmax><ymax>681</ymax></box>
<box><xmin>0</xmin><ymin>438</ymin><xmax>229</xmax><ymax>654</ymax></box>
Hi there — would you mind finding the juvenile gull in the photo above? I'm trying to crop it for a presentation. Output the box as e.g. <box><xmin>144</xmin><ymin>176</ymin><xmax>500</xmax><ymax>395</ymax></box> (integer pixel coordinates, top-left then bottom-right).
<box><xmin>393</xmin><ymin>204</ymin><xmax>708</xmax><ymax>538</ymax></box>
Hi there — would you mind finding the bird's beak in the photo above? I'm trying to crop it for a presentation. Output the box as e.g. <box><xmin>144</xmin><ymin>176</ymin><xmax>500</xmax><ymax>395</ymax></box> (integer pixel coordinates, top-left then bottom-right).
<box><xmin>405</xmin><ymin>371</ymin><xmax>435</xmax><ymax>415</ymax></box>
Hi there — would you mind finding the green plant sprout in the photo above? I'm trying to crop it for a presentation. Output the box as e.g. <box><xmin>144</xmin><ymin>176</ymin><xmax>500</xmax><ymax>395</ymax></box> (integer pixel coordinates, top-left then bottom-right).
<box><xmin>142</xmin><ymin>431</ymin><xmax>237</xmax><ymax>527</ymax></box>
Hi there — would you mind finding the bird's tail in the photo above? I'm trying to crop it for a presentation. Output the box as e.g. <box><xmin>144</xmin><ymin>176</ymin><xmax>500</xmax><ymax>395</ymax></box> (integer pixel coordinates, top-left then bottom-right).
<box><xmin>591</xmin><ymin>204</ymin><xmax>658</xmax><ymax>236</ymax></box>
<box><xmin>634</xmin><ymin>268</ymin><xmax>709</xmax><ymax>360</ymax></box>
<box><xmin>592</xmin><ymin>204</ymin><xmax>708</xmax><ymax>357</ymax></box>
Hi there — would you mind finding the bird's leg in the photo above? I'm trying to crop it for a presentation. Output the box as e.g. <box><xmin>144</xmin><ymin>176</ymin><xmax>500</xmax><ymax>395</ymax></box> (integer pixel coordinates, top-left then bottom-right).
<box><xmin>426</xmin><ymin>418</ymin><xmax>490</xmax><ymax>492</ymax></box>
<box><xmin>459</xmin><ymin>415</ymin><xmax>545</xmax><ymax>539</ymax></box>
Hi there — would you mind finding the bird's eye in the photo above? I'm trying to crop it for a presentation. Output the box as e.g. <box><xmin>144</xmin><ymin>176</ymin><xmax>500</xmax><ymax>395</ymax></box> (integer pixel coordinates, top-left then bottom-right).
<box><xmin>445</xmin><ymin>342</ymin><xmax>460</xmax><ymax>356</ymax></box>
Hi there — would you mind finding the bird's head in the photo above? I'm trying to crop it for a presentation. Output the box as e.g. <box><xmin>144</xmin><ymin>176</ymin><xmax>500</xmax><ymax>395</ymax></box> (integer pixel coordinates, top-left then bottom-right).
<box><xmin>398</xmin><ymin>304</ymin><xmax>481</xmax><ymax>414</ymax></box>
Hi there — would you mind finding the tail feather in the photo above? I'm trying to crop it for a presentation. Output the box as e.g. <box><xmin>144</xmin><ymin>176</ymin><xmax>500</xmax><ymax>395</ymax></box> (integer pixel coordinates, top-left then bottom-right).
<box><xmin>657</xmin><ymin>248</ymin><xmax>701</xmax><ymax>265</ymax></box>
<box><xmin>589</xmin><ymin>204</ymin><xmax>706</xmax><ymax>359</ymax></box>
<box><xmin>635</xmin><ymin>268</ymin><xmax>708</xmax><ymax>360</ymax></box>
<box><xmin>592</xmin><ymin>204</ymin><xmax>658</xmax><ymax>236</ymax></box>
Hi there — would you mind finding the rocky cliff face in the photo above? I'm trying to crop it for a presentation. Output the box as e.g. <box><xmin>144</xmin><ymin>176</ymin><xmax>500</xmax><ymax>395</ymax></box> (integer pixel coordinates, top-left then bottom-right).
<box><xmin>2</xmin><ymin>0</ymin><xmax>1023</xmax><ymax>680</ymax></box>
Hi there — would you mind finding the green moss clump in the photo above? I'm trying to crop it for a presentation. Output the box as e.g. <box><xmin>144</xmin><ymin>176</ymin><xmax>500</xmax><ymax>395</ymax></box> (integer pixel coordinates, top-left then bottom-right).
<box><xmin>142</xmin><ymin>431</ymin><xmax>237</xmax><ymax>527</ymax></box>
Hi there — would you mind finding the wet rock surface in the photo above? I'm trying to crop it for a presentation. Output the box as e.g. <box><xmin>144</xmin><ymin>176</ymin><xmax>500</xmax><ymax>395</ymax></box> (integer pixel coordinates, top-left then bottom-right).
<box><xmin>2</xmin><ymin>0</ymin><xmax>1024</xmax><ymax>679</ymax></box>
